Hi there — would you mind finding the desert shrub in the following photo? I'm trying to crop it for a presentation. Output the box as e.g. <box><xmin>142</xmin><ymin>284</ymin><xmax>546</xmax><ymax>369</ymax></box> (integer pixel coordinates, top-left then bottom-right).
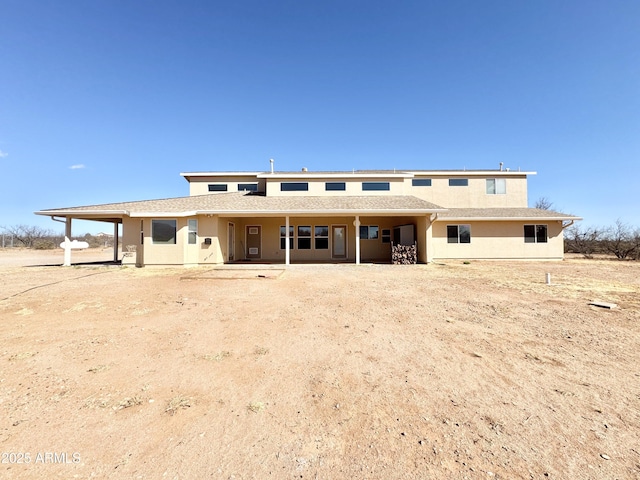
<box><xmin>601</xmin><ymin>220</ymin><xmax>639</xmax><ymax>260</ymax></box>
<box><xmin>32</xmin><ymin>239</ymin><xmax>57</xmax><ymax>250</ymax></box>
<box><xmin>565</xmin><ymin>225</ymin><xmax>603</xmax><ymax>259</ymax></box>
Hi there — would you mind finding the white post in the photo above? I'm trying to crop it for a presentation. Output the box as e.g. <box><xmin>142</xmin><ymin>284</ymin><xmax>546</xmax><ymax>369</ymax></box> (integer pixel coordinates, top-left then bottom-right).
<box><xmin>63</xmin><ymin>218</ymin><xmax>72</xmax><ymax>267</ymax></box>
<box><xmin>113</xmin><ymin>221</ymin><xmax>119</xmax><ymax>263</ymax></box>
<box><xmin>355</xmin><ymin>215</ymin><xmax>360</xmax><ymax>265</ymax></box>
<box><xmin>285</xmin><ymin>215</ymin><xmax>290</xmax><ymax>266</ymax></box>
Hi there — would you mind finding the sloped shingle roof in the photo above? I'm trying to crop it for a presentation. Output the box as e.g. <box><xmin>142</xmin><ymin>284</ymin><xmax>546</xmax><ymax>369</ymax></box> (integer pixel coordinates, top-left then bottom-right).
<box><xmin>36</xmin><ymin>192</ymin><xmax>446</xmax><ymax>218</ymax></box>
<box><xmin>438</xmin><ymin>208</ymin><xmax>581</xmax><ymax>221</ymax></box>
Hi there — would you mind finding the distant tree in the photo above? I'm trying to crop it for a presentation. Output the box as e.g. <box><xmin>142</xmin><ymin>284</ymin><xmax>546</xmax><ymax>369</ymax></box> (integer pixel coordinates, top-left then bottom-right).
<box><xmin>602</xmin><ymin>220</ymin><xmax>639</xmax><ymax>260</ymax></box>
<box><xmin>535</xmin><ymin>197</ymin><xmax>554</xmax><ymax>210</ymax></box>
<box><xmin>1</xmin><ymin>224</ymin><xmax>56</xmax><ymax>248</ymax></box>
<box><xmin>565</xmin><ymin>225</ymin><xmax>603</xmax><ymax>258</ymax></box>
<box><xmin>82</xmin><ymin>233</ymin><xmax>108</xmax><ymax>248</ymax></box>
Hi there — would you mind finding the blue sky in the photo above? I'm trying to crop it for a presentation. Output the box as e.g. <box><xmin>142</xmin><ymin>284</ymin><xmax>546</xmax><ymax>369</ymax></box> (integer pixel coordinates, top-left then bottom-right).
<box><xmin>1</xmin><ymin>0</ymin><xmax>638</xmax><ymax>234</ymax></box>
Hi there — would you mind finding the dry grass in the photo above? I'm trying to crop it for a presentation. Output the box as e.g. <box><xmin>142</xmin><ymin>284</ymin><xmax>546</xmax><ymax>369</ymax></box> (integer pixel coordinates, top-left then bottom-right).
<box><xmin>8</xmin><ymin>351</ymin><xmax>36</xmax><ymax>361</ymax></box>
<box><xmin>116</xmin><ymin>396</ymin><xmax>143</xmax><ymax>410</ymax></box>
<box><xmin>165</xmin><ymin>396</ymin><xmax>192</xmax><ymax>415</ymax></box>
<box><xmin>247</xmin><ymin>401</ymin><xmax>265</xmax><ymax>413</ymax></box>
<box><xmin>254</xmin><ymin>346</ymin><xmax>269</xmax><ymax>356</ymax></box>
<box><xmin>199</xmin><ymin>351</ymin><xmax>231</xmax><ymax>361</ymax></box>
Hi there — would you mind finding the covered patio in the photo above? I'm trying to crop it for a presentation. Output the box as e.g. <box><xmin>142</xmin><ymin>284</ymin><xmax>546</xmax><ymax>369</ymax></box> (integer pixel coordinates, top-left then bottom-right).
<box><xmin>35</xmin><ymin>192</ymin><xmax>445</xmax><ymax>267</ymax></box>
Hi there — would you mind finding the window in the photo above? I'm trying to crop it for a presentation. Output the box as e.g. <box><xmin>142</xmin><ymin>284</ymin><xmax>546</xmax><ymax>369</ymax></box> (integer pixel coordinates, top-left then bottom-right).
<box><xmin>524</xmin><ymin>225</ymin><xmax>548</xmax><ymax>243</ymax></box>
<box><xmin>187</xmin><ymin>219</ymin><xmax>197</xmax><ymax>245</ymax></box>
<box><xmin>238</xmin><ymin>183</ymin><xmax>258</xmax><ymax>192</ymax></box>
<box><xmin>152</xmin><ymin>219</ymin><xmax>177</xmax><ymax>244</ymax></box>
<box><xmin>447</xmin><ymin>225</ymin><xmax>471</xmax><ymax>244</ymax></box>
<box><xmin>412</xmin><ymin>178</ymin><xmax>432</xmax><ymax>187</ymax></box>
<box><xmin>486</xmin><ymin>178</ymin><xmax>506</xmax><ymax>194</ymax></box>
<box><xmin>449</xmin><ymin>179</ymin><xmax>468</xmax><ymax>187</ymax></box>
<box><xmin>208</xmin><ymin>184</ymin><xmax>228</xmax><ymax>192</ymax></box>
<box><xmin>382</xmin><ymin>229</ymin><xmax>391</xmax><ymax>244</ymax></box>
<box><xmin>281</xmin><ymin>182</ymin><xmax>308</xmax><ymax>191</ymax></box>
<box><xmin>298</xmin><ymin>226</ymin><xmax>311</xmax><ymax>249</ymax></box>
<box><xmin>315</xmin><ymin>226</ymin><xmax>329</xmax><ymax>249</ymax></box>
<box><xmin>325</xmin><ymin>182</ymin><xmax>346</xmax><ymax>191</ymax></box>
<box><xmin>359</xmin><ymin>225</ymin><xmax>379</xmax><ymax>240</ymax></box>
<box><xmin>362</xmin><ymin>182</ymin><xmax>390</xmax><ymax>191</ymax></box>
<box><xmin>280</xmin><ymin>226</ymin><xmax>294</xmax><ymax>249</ymax></box>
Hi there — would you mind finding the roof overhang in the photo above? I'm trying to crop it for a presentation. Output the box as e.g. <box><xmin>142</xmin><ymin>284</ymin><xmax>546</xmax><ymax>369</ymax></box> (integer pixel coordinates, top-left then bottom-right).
<box><xmin>204</xmin><ymin>208</ymin><xmax>447</xmax><ymax>218</ymax></box>
<box><xmin>438</xmin><ymin>216</ymin><xmax>581</xmax><ymax>222</ymax></box>
<box><xmin>256</xmin><ymin>172</ymin><xmax>412</xmax><ymax>179</ymax></box>
<box><xmin>407</xmin><ymin>170</ymin><xmax>536</xmax><ymax>177</ymax></box>
<box><xmin>180</xmin><ymin>172</ymin><xmax>264</xmax><ymax>182</ymax></box>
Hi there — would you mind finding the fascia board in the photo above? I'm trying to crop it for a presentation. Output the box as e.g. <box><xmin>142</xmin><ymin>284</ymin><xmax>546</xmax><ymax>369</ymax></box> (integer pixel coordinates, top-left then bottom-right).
<box><xmin>180</xmin><ymin>172</ymin><xmax>263</xmax><ymax>177</ymax></box>
<box><xmin>197</xmin><ymin>208</ymin><xmax>446</xmax><ymax>216</ymax></box>
<box><xmin>130</xmin><ymin>211</ymin><xmax>197</xmax><ymax>218</ymax></box>
<box><xmin>35</xmin><ymin>209</ymin><xmax>130</xmax><ymax>216</ymax></box>
<box><xmin>437</xmin><ymin>216</ymin><xmax>582</xmax><ymax>222</ymax></box>
<box><xmin>408</xmin><ymin>171</ymin><xmax>536</xmax><ymax>176</ymax></box>
<box><xmin>256</xmin><ymin>173</ymin><xmax>411</xmax><ymax>179</ymax></box>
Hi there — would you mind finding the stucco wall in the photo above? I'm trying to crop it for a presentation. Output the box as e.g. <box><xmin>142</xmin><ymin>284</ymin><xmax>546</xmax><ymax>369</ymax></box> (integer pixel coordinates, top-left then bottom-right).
<box><xmin>431</xmin><ymin>220</ymin><xmax>565</xmax><ymax>260</ymax></box>
<box><xmin>199</xmin><ymin>216</ymin><xmax>224</xmax><ymax>264</ymax></box>
<box><xmin>265</xmin><ymin>178</ymin><xmax>407</xmax><ymax>197</ymax></box>
<box><xmin>185</xmin><ymin>173</ymin><xmax>530</xmax><ymax>209</ymax></box>
<box><xmin>123</xmin><ymin>214</ymin><xmax>565</xmax><ymax>265</ymax></box>
<box><xmin>188</xmin><ymin>176</ymin><xmax>265</xmax><ymax>196</ymax></box>
<box><xmin>121</xmin><ymin>217</ymin><xmax>142</xmax><ymax>266</ymax></box>
<box><xmin>133</xmin><ymin>218</ymin><xmax>195</xmax><ymax>266</ymax></box>
<box><xmin>405</xmin><ymin>175</ymin><xmax>529</xmax><ymax>208</ymax></box>
<box><xmin>214</xmin><ymin>215</ymin><xmax>423</xmax><ymax>263</ymax></box>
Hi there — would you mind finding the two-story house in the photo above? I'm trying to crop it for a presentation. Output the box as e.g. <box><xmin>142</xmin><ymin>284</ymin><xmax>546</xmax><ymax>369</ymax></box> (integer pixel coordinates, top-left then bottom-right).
<box><xmin>36</xmin><ymin>166</ymin><xmax>580</xmax><ymax>266</ymax></box>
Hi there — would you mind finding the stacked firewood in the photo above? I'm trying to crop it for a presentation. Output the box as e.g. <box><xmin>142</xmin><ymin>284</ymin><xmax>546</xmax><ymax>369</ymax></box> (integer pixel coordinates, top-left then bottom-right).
<box><xmin>391</xmin><ymin>243</ymin><xmax>417</xmax><ymax>264</ymax></box>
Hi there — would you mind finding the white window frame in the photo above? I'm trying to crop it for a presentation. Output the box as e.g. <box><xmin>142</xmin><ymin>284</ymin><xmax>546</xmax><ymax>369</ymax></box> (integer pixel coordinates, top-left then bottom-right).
<box><xmin>486</xmin><ymin>178</ymin><xmax>506</xmax><ymax>195</ymax></box>
<box><xmin>447</xmin><ymin>224</ymin><xmax>471</xmax><ymax>244</ymax></box>
<box><xmin>152</xmin><ymin>219</ymin><xmax>177</xmax><ymax>245</ymax></box>
<box><xmin>524</xmin><ymin>224</ymin><xmax>548</xmax><ymax>243</ymax></box>
<box><xmin>187</xmin><ymin>219</ymin><xmax>198</xmax><ymax>245</ymax></box>
<box><xmin>280</xmin><ymin>225</ymin><xmax>294</xmax><ymax>250</ymax></box>
<box><xmin>359</xmin><ymin>225</ymin><xmax>379</xmax><ymax>240</ymax></box>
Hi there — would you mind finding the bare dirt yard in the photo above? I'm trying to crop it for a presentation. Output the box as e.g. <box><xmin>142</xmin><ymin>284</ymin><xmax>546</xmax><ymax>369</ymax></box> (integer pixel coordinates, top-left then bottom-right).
<box><xmin>0</xmin><ymin>248</ymin><xmax>639</xmax><ymax>479</ymax></box>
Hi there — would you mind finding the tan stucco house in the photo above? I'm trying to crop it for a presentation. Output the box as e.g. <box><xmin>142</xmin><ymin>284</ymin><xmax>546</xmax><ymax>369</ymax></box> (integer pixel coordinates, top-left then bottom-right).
<box><xmin>35</xmin><ymin>167</ymin><xmax>580</xmax><ymax>266</ymax></box>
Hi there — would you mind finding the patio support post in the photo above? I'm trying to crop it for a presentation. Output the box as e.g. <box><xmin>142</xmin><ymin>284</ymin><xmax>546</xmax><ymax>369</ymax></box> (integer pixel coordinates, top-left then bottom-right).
<box><xmin>113</xmin><ymin>221</ymin><xmax>119</xmax><ymax>263</ymax></box>
<box><xmin>63</xmin><ymin>218</ymin><xmax>72</xmax><ymax>267</ymax></box>
<box><xmin>355</xmin><ymin>215</ymin><xmax>360</xmax><ymax>265</ymax></box>
<box><xmin>285</xmin><ymin>215</ymin><xmax>290</xmax><ymax>266</ymax></box>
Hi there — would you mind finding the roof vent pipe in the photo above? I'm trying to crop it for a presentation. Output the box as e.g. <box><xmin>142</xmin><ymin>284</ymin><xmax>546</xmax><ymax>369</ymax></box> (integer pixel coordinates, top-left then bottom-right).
<box><xmin>270</xmin><ymin>158</ymin><xmax>274</xmax><ymax>174</ymax></box>
<box><xmin>499</xmin><ymin>162</ymin><xmax>504</xmax><ymax>171</ymax></box>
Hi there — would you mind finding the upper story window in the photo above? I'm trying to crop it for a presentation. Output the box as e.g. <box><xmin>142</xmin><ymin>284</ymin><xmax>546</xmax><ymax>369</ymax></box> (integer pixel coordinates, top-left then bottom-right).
<box><xmin>208</xmin><ymin>184</ymin><xmax>228</xmax><ymax>192</ymax></box>
<box><xmin>281</xmin><ymin>182</ymin><xmax>309</xmax><ymax>191</ymax></box>
<box><xmin>486</xmin><ymin>178</ymin><xmax>506</xmax><ymax>194</ymax></box>
<box><xmin>362</xmin><ymin>182</ymin><xmax>390</xmax><ymax>191</ymax></box>
<box><xmin>524</xmin><ymin>225</ymin><xmax>548</xmax><ymax>243</ymax></box>
<box><xmin>449</xmin><ymin>179</ymin><xmax>468</xmax><ymax>187</ymax></box>
<box><xmin>238</xmin><ymin>183</ymin><xmax>258</xmax><ymax>192</ymax></box>
<box><xmin>412</xmin><ymin>178</ymin><xmax>432</xmax><ymax>187</ymax></box>
<box><xmin>325</xmin><ymin>182</ymin><xmax>346</xmax><ymax>191</ymax></box>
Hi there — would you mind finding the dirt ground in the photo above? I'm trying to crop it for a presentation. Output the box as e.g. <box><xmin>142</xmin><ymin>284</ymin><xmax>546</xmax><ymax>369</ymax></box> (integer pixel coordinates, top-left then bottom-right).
<box><xmin>0</xmin><ymin>248</ymin><xmax>638</xmax><ymax>479</ymax></box>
